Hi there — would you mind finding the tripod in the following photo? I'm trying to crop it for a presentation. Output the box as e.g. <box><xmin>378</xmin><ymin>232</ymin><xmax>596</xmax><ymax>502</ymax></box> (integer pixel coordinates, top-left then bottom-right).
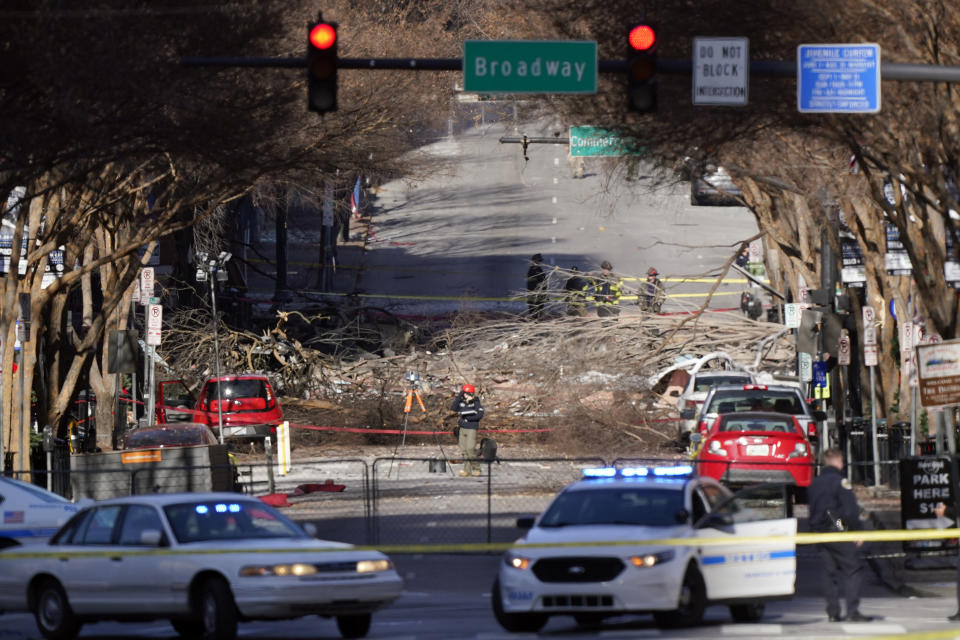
<box><xmin>400</xmin><ymin>385</ymin><xmax>426</xmax><ymax>446</ymax></box>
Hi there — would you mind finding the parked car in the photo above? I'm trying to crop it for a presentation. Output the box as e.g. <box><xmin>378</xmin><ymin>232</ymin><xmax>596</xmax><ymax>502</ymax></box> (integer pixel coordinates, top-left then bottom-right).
<box><xmin>0</xmin><ymin>476</ymin><xmax>82</xmax><ymax>547</ymax></box>
<box><xmin>692</xmin><ymin>411</ymin><xmax>815</xmax><ymax>491</ymax></box>
<box><xmin>676</xmin><ymin>370</ymin><xmax>754</xmax><ymax>441</ymax></box>
<box><xmin>492</xmin><ymin>464</ymin><xmax>796</xmax><ymax>631</ymax></box>
<box><xmin>694</xmin><ymin>384</ymin><xmax>826</xmax><ymax>442</ymax></box>
<box><xmin>123</xmin><ymin>423</ymin><xmax>219</xmax><ymax>450</ymax></box>
<box><xmin>157</xmin><ymin>374</ymin><xmax>283</xmax><ymax>440</ymax></box>
<box><xmin>0</xmin><ymin>492</ymin><xmax>403</xmax><ymax>639</ymax></box>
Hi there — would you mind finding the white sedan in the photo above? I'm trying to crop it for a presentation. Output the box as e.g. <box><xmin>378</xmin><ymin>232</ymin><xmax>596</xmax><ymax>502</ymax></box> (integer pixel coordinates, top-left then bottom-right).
<box><xmin>493</xmin><ymin>465</ymin><xmax>797</xmax><ymax>632</ymax></box>
<box><xmin>0</xmin><ymin>476</ymin><xmax>82</xmax><ymax>545</ymax></box>
<box><xmin>0</xmin><ymin>492</ymin><xmax>402</xmax><ymax>640</ymax></box>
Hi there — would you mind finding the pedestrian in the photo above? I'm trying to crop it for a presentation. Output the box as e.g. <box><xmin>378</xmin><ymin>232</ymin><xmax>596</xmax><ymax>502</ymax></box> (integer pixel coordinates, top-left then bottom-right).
<box><xmin>525</xmin><ymin>253</ymin><xmax>547</xmax><ymax>319</ymax></box>
<box><xmin>592</xmin><ymin>260</ymin><xmax>622</xmax><ymax>317</ymax></box>
<box><xmin>808</xmin><ymin>448</ymin><xmax>878</xmax><ymax>622</ymax></box>
<box><xmin>451</xmin><ymin>384</ymin><xmax>484</xmax><ymax>477</ymax></box>
<box><xmin>933</xmin><ymin>502</ymin><xmax>960</xmax><ymax>621</ymax></box>
<box><xmin>736</xmin><ymin>246</ymin><xmax>750</xmax><ymax>268</ymax></box>
<box><xmin>563</xmin><ymin>266</ymin><xmax>588</xmax><ymax>316</ymax></box>
<box><xmin>639</xmin><ymin>267</ymin><xmax>664</xmax><ymax>313</ymax></box>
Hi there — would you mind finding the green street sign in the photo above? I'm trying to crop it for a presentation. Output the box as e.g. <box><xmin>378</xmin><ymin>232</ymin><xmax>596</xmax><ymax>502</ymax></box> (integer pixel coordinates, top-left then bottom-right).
<box><xmin>569</xmin><ymin>126</ymin><xmax>642</xmax><ymax>157</ymax></box>
<box><xmin>463</xmin><ymin>40</ymin><xmax>597</xmax><ymax>94</ymax></box>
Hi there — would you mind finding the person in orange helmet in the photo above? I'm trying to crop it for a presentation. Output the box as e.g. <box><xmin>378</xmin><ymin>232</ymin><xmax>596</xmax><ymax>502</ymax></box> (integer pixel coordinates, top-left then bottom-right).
<box><xmin>451</xmin><ymin>384</ymin><xmax>484</xmax><ymax>477</ymax></box>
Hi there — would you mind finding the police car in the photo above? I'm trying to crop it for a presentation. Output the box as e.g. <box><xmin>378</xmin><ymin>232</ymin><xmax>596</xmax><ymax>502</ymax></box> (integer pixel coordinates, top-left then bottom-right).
<box><xmin>0</xmin><ymin>476</ymin><xmax>81</xmax><ymax>546</ymax></box>
<box><xmin>492</xmin><ymin>464</ymin><xmax>797</xmax><ymax>632</ymax></box>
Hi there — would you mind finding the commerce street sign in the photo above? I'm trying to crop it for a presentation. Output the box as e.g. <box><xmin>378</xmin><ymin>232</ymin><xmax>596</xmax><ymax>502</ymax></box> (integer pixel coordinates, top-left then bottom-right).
<box><xmin>569</xmin><ymin>126</ymin><xmax>641</xmax><ymax>157</ymax></box>
<box><xmin>463</xmin><ymin>40</ymin><xmax>597</xmax><ymax>94</ymax></box>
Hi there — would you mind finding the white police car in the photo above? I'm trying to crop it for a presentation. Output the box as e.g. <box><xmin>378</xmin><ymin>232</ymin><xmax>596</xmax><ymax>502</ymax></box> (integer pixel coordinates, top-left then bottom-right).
<box><xmin>492</xmin><ymin>464</ymin><xmax>797</xmax><ymax>632</ymax></box>
<box><xmin>0</xmin><ymin>476</ymin><xmax>81</xmax><ymax>546</ymax></box>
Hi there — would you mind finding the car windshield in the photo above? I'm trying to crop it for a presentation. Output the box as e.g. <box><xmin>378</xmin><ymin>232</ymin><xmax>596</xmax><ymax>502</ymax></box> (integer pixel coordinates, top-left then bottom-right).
<box><xmin>708</xmin><ymin>390</ymin><xmax>802</xmax><ymax>414</ymax></box>
<box><xmin>538</xmin><ymin>487</ymin><xmax>685</xmax><ymax>527</ymax></box>
<box><xmin>720</xmin><ymin>416</ymin><xmax>795</xmax><ymax>433</ymax></box>
<box><xmin>0</xmin><ymin>476</ymin><xmax>70</xmax><ymax>503</ymax></box>
<box><xmin>126</xmin><ymin>427</ymin><xmax>210</xmax><ymax>449</ymax></box>
<box><xmin>164</xmin><ymin>500</ymin><xmax>306</xmax><ymax>543</ymax></box>
<box><xmin>693</xmin><ymin>375</ymin><xmax>751</xmax><ymax>392</ymax></box>
<box><xmin>203</xmin><ymin>379</ymin><xmax>267</xmax><ymax>402</ymax></box>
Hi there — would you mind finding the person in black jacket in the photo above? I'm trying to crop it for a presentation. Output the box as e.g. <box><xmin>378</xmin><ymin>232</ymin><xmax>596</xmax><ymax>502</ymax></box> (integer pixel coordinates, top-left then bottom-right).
<box><xmin>451</xmin><ymin>384</ymin><xmax>484</xmax><ymax>477</ymax></box>
<box><xmin>808</xmin><ymin>448</ymin><xmax>878</xmax><ymax>622</ymax></box>
<box><xmin>933</xmin><ymin>502</ymin><xmax>960</xmax><ymax>621</ymax></box>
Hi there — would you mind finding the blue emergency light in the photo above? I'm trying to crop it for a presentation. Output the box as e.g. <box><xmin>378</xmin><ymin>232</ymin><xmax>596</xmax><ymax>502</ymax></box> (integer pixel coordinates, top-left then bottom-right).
<box><xmin>581</xmin><ymin>465</ymin><xmax>694</xmax><ymax>479</ymax></box>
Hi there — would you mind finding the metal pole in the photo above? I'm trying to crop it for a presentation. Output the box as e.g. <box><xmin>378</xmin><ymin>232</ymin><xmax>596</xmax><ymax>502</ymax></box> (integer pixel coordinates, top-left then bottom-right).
<box><xmin>870</xmin><ymin>365</ymin><xmax>880</xmax><ymax>486</ymax></box>
<box><xmin>18</xmin><ymin>347</ymin><xmax>25</xmax><ymax>468</ymax></box>
<box><xmin>911</xmin><ymin>384</ymin><xmax>920</xmax><ymax>457</ymax></box>
<box><xmin>265</xmin><ymin>436</ymin><xmax>275</xmax><ymax>495</ymax></box>
<box><xmin>947</xmin><ymin>407</ymin><xmax>957</xmax><ymax>455</ymax></box>
<box><xmin>142</xmin><ymin>305</ymin><xmax>150</xmax><ymax>427</ymax></box>
<box><xmin>211</xmin><ymin>267</ymin><xmax>225</xmax><ymax>444</ymax></box>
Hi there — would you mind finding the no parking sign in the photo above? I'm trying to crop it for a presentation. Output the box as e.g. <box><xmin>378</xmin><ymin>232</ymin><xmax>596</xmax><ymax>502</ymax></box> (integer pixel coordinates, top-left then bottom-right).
<box><xmin>837</xmin><ymin>333</ymin><xmax>851</xmax><ymax>366</ymax></box>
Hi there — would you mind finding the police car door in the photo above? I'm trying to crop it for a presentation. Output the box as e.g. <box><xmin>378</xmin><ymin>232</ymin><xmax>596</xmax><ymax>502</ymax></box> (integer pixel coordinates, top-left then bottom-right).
<box><xmin>693</xmin><ymin>483</ymin><xmax>797</xmax><ymax>600</ymax></box>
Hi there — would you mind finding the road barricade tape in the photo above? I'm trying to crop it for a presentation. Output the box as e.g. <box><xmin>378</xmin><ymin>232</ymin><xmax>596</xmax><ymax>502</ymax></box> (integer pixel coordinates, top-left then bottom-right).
<box><xmin>6</xmin><ymin>528</ymin><xmax>959</xmax><ymax>560</ymax></box>
<box><xmin>288</xmin><ymin>423</ymin><xmax>552</xmax><ymax>435</ymax></box>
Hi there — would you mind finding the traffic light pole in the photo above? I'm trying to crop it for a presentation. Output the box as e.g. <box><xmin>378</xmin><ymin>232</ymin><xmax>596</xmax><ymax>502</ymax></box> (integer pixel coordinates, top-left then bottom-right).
<box><xmin>181</xmin><ymin>55</ymin><xmax>960</xmax><ymax>83</ymax></box>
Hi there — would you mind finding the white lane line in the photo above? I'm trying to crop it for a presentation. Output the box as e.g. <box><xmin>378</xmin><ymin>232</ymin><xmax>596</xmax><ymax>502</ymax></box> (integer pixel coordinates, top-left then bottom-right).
<box><xmin>552</xmin><ymin>196</ymin><xmax>558</xmax><ymax>204</ymax></box>
<box><xmin>599</xmin><ymin>629</ymin><xmax>662</xmax><ymax>637</ymax></box>
<box><xmin>721</xmin><ymin>623</ymin><xmax>782</xmax><ymax>635</ymax></box>
<box><xmin>840</xmin><ymin>623</ymin><xmax>906</xmax><ymax>634</ymax></box>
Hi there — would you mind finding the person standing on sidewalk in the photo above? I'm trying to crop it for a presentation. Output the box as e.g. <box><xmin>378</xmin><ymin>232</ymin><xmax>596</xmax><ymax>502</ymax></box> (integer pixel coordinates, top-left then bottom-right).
<box><xmin>808</xmin><ymin>448</ymin><xmax>878</xmax><ymax>623</ymax></box>
<box><xmin>932</xmin><ymin>502</ymin><xmax>960</xmax><ymax>621</ymax></box>
<box><xmin>451</xmin><ymin>384</ymin><xmax>484</xmax><ymax>477</ymax></box>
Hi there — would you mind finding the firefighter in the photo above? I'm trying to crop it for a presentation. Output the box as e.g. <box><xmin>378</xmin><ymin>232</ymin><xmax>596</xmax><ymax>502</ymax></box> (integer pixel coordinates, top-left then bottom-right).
<box><xmin>563</xmin><ymin>266</ymin><xmax>589</xmax><ymax>316</ymax></box>
<box><xmin>592</xmin><ymin>260</ymin><xmax>622</xmax><ymax>317</ymax></box>
<box><xmin>525</xmin><ymin>253</ymin><xmax>547</xmax><ymax>319</ymax></box>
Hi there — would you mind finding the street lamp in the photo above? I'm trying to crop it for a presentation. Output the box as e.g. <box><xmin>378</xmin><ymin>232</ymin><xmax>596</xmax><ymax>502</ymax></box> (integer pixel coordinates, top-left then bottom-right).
<box><xmin>196</xmin><ymin>251</ymin><xmax>232</xmax><ymax>444</ymax></box>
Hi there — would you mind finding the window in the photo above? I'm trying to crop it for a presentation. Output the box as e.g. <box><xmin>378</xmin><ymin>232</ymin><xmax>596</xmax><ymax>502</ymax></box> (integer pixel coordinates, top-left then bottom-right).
<box><xmin>164</xmin><ymin>500</ymin><xmax>303</xmax><ymax>543</ymax></box>
<box><xmin>712</xmin><ymin>485</ymin><xmax>790</xmax><ymax>523</ymax></box>
<box><xmin>539</xmin><ymin>488</ymin><xmax>686</xmax><ymax>527</ymax></box>
<box><xmin>78</xmin><ymin>506</ymin><xmax>122</xmax><ymax>544</ymax></box>
<box><xmin>118</xmin><ymin>505</ymin><xmax>165</xmax><ymax>545</ymax></box>
<box><xmin>51</xmin><ymin>511</ymin><xmax>91</xmax><ymax>545</ymax></box>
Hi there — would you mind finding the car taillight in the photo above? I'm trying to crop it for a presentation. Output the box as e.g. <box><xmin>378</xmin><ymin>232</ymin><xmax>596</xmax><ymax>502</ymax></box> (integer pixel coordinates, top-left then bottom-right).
<box><xmin>743</xmin><ymin>384</ymin><xmax>767</xmax><ymax>390</ymax></box>
<box><xmin>270</xmin><ymin>425</ymin><xmax>277</xmax><ymax>434</ymax></box>
<box><xmin>698</xmin><ymin>421</ymin><xmax>708</xmax><ymax>435</ymax></box>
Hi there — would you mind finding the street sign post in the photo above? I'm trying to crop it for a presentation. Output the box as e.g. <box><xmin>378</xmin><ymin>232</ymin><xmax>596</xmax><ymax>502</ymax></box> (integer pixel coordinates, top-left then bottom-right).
<box><xmin>140</xmin><ymin>267</ymin><xmax>155</xmax><ymax>306</ymax></box>
<box><xmin>568</xmin><ymin>126</ymin><xmax>641</xmax><ymax>157</ymax></box>
<box><xmin>917</xmin><ymin>339</ymin><xmax>960</xmax><ymax>407</ymax></box>
<box><xmin>146</xmin><ymin>303</ymin><xmax>162</xmax><ymax>346</ymax></box>
<box><xmin>463</xmin><ymin>40</ymin><xmax>597</xmax><ymax>94</ymax></box>
<box><xmin>864</xmin><ymin>344</ymin><xmax>878</xmax><ymax>367</ymax></box>
<box><xmin>692</xmin><ymin>37</ymin><xmax>748</xmax><ymax>106</ymax></box>
<box><xmin>837</xmin><ymin>333</ymin><xmax>851</xmax><ymax>366</ymax></box>
<box><xmin>797</xmin><ymin>43</ymin><xmax>881</xmax><ymax>113</ymax></box>
<box><xmin>799</xmin><ymin>352</ymin><xmax>813</xmax><ymax>382</ymax></box>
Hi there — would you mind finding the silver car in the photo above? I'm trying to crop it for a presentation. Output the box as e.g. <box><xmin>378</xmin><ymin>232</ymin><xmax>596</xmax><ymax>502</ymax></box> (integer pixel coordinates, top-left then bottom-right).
<box><xmin>0</xmin><ymin>493</ymin><xmax>402</xmax><ymax>640</ymax></box>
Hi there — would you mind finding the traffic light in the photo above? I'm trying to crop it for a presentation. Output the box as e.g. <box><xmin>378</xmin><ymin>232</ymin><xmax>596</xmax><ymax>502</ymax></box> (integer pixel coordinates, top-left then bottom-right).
<box><xmin>627</xmin><ymin>23</ymin><xmax>657</xmax><ymax>113</ymax></box>
<box><xmin>307</xmin><ymin>19</ymin><xmax>338</xmax><ymax>113</ymax></box>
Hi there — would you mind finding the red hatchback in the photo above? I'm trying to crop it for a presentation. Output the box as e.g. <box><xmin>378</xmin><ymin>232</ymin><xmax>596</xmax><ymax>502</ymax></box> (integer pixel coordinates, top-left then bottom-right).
<box><xmin>157</xmin><ymin>374</ymin><xmax>283</xmax><ymax>439</ymax></box>
<box><xmin>693</xmin><ymin>411</ymin><xmax>814</xmax><ymax>489</ymax></box>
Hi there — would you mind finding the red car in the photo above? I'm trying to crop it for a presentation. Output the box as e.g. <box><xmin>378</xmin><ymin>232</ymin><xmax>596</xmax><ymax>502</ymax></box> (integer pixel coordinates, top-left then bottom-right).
<box><xmin>693</xmin><ymin>411</ymin><xmax>814</xmax><ymax>489</ymax></box>
<box><xmin>157</xmin><ymin>374</ymin><xmax>283</xmax><ymax>439</ymax></box>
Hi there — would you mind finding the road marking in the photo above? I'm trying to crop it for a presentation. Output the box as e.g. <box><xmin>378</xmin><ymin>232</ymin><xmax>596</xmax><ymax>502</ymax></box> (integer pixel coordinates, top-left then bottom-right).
<box><xmin>721</xmin><ymin>624</ymin><xmax>782</xmax><ymax>635</ymax></box>
<box><xmin>840</xmin><ymin>622</ymin><xmax>905</xmax><ymax>634</ymax></box>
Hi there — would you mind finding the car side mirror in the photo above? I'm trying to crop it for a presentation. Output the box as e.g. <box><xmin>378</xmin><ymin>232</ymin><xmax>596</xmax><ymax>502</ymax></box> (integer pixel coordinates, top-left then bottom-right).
<box><xmin>302</xmin><ymin>522</ymin><xmax>318</xmax><ymax>538</ymax></box>
<box><xmin>680</xmin><ymin>408</ymin><xmax>696</xmax><ymax>420</ymax></box>
<box><xmin>516</xmin><ymin>517</ymin><xmax>535</xmax><ymax>530</ymax></box>
<box><xmin>140</xmin><ymin>529</ymin><xmax>164</xmax><ymax>546</ymax></box>
<box><xmin>697</xmin><ymin>512</ymin><xmax>734</xmax><ymax>529</ymax></box>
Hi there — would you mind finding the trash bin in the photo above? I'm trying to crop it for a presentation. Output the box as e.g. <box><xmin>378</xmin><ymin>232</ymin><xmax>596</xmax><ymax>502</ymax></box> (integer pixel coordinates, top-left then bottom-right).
<box><xmin>846</xmin><ymin>419</ymin><xmax>870</xmax><ymax>484</ymax></box>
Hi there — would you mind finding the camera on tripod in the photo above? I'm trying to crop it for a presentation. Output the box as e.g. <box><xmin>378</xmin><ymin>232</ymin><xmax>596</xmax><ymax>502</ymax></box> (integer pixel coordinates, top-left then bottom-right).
<box><xmin>404</xmin><ymin>371</ymin><xmax>420</xmax><ymax>387</ymax></box>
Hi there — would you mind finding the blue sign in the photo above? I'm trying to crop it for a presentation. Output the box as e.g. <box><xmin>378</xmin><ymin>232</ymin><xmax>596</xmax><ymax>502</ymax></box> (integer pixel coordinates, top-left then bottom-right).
<box><xmin>797</xmin><ymin>44</ymin><xmax>880</xmax><ymax>113</ymax></box>
<box><xmin>813</xmin><ymin>362</ymin><xmax>827</xmax><ymax>387</ymax></box>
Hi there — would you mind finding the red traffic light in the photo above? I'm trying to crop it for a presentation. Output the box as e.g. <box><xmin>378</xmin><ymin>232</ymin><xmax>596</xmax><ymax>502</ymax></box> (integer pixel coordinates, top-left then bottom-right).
<box><xmin>309</xmin><ymin>23</ymin><xmax>336</xmax><ymax>50</ymax></box>
<box><xmin>629</xmin><ymin>24</ymin><xmax>656</xmax><ymax>51</ymax></box>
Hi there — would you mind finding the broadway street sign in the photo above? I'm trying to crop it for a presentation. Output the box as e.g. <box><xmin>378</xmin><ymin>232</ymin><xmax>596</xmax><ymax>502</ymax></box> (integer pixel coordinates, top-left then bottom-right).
<box><xmin>463</xmin><ymin>40</ymin><xmax>597</xmax><ymax>94</ymax></box>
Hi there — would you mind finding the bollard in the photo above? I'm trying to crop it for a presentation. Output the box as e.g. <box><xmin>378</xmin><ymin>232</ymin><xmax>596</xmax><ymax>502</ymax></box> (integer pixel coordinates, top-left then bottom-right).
<box><xmin>265</xmin><ymin>436</ymin><xmax>275</xmax><ymax>495</ymax></box>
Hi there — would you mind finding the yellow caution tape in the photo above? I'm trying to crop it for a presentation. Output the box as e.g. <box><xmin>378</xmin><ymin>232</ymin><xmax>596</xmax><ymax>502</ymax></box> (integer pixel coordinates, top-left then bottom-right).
<box><xmin>4</xmin><ymin>528</ymin><xmax>957</xmax><ymax>559</ymax></box>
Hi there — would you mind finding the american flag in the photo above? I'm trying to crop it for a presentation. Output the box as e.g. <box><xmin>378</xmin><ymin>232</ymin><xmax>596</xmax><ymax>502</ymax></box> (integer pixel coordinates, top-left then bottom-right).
<box><xmin>350</xmin><ymin>176</ymin><xmax>362</xmax><ymax>219</ymax></box>
<box><xmin>4</xmin><ymin>510</ymin><xmax>24</xmax><ymax>524</ymax></box>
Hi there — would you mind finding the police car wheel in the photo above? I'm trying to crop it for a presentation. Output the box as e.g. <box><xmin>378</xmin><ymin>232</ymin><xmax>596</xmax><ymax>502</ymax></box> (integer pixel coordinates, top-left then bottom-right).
<box><xmin>491</xmin><ymin>578</ymin><xmax>547</xmax><ymax>633</ymax></box>
<box><xmin>729</xmin><ymin>602</ymin><xmax>765</xmax><ymax>622</ymax></box>
<box><xmin>653</xmin><ymin>566</ymin><xmax>706</xmax><ymax>628</ymax></box>
<box><xmin>33</xmin><ymin>579</ymin><xmax>81</xmax><ymax>640</ymax></box>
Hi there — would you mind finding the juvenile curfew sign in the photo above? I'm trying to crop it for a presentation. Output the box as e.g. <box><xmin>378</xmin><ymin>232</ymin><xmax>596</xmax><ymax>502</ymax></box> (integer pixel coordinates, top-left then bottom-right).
<box><xmin>463</xmin><ymin>40</ymin><xmax>597</xmax><ymax>94</ymax></box>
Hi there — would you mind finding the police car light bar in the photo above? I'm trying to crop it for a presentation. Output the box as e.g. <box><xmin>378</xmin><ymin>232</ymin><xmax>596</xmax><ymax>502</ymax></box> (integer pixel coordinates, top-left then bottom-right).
<box><xmin>582</xmin><ymin>465</ymin><xmax>693</xmax><ymax>478</ymax></box>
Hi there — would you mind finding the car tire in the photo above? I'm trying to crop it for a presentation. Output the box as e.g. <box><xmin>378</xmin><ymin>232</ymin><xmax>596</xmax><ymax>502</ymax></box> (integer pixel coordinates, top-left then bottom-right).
<box><xmin>197</xmin><ymin>578</ymin><xmax>238</xmax><ymax>640</ymax></box>
<box><xmin>33</xmin><ymin>579</ymin><xmax>81</xmax><ymax>640</ymax></box>
<box><xmin>336</xmin><ymin>613</ymin><xmax>372</xmax><ymax>638</ymax></box>
<box><xmin>653</xmin><ymin>565</ymin><xmax>706</xmax><ymax>628</ymax></box>
<box><xmin>491</xmin><ymin>578</ymin><xmax>547</xmax><ymax>633</ymax></box>
<box><xmin>730</xmin><ymin>602</ymin><xmax>765</xmax><ymax>622</ymax></box>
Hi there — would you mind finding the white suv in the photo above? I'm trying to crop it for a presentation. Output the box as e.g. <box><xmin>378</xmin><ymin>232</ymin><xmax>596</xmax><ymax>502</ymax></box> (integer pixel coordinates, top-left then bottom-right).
<box><xmin>492</xmin><ymin>464</ymin><xmax>797</xmax><ymax>632</ymax></box>
<box><xmin>676</xmin><ymin>371</ymin><xmax>754</xmax><ymax>441</ymax></box>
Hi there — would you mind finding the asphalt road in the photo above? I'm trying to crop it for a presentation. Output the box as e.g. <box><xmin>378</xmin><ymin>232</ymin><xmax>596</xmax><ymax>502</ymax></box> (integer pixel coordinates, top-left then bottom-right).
<box><xmin>1</xmin><ymin>550</ymin><xmax>958</xmax><ymax>639</ymax></box>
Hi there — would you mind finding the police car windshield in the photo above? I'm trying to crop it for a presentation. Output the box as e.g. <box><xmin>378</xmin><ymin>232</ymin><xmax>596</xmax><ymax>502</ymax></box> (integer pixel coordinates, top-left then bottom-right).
<box><xmin>539</xmin><ymin>488</ymin><xmax>685</xmax><ymax>527</ymax></box>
